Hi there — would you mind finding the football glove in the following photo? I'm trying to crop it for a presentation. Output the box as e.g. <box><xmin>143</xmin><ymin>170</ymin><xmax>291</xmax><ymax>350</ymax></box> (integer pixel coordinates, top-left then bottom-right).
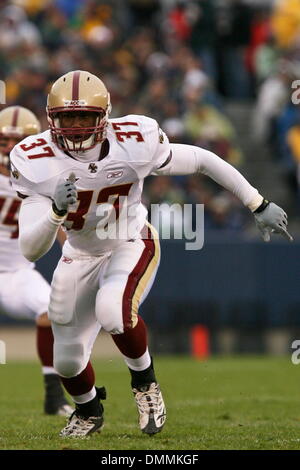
<box><xmin>52</xmin><ymin>172</ymin><xmax>78</xmax><ymax>216</ymax></box>
<box><xmin>253</xmin><ymin>199</ymin><xmax>293</xmax><ymax>242</ymax></box>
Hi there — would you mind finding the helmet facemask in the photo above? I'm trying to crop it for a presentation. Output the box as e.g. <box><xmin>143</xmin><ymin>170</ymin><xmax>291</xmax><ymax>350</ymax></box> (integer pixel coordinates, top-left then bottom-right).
<box><xmin>0</xmin><ymin>133</ymin><xmax>25</xmax><ymax>169</ymax></box>
<box><xmin>48</xmin><ymin>105</ymin><xmax>111</xmax><ymax>152</ymax></box>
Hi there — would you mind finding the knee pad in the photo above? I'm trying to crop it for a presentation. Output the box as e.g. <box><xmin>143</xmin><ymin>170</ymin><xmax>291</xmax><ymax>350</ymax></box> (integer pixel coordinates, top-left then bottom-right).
<box><xmin>96</xmin><ymin>286</ymin><xmax>124</xmax><ymax>334</ymax></box>
<box><xmin>53</xmin><ymin>342</ymin><xmax>86</xmax><ymax>378</ymax></box>
<box><xmin>97</xmin><ymin>313</ymin><xmax>124</xmax><ymax>334</ymax></box>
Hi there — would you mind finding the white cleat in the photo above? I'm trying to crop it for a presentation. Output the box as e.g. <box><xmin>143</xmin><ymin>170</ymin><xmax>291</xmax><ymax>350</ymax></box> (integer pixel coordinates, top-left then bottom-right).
<box><xmin>132</xmin><ymin>382</ymin><xmax>166</xmax><ymax>435</ymax></box>
<box><xmin>59</xmin><ymin>411</ymin><xmax>104</xmax><ymax>438</ymax></box>
<box><xmin>60</xmin><ymin>386</ymin><xmax>106</xmax><ymax>437</ymax></box>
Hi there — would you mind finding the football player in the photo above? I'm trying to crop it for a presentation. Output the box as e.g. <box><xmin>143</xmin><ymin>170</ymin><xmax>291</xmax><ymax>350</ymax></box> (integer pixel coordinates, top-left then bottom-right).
<box><xmin>10</xmin><ymin>71</ymin><xmax>292</xmax><ymax>438</ymax></box>
<box><xmin>0</xmin><ymin>105</ymin><xmax>72</xmax><ymax>416</ymax></box>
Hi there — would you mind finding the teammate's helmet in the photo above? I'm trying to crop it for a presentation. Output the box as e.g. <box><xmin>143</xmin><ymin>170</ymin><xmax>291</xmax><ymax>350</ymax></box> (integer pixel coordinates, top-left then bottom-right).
<box><xmin>47</xmin><ymin>70</ymin><xmax>111</xmax><ymax>152</ymax></box>
<box><xmin>0</xmin><ymin>105</ymin><xmax>41</xmax><ymax>138</ymax></box>
<box><xmin>0</xmin><ymin>105</ymin><xmax>41</xmax><ymax>167</ymax></box>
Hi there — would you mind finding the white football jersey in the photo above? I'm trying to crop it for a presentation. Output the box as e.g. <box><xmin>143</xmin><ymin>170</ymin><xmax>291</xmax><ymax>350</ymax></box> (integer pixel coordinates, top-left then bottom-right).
<box><xmin>10</xmin><ymin>115</ymin><xmax>171</xmax><ymax>255</ymax></box>
<box><xmin>0</xmin><ymin>173</ymin><xmax>33</xmax><ymax>271</ymax></box>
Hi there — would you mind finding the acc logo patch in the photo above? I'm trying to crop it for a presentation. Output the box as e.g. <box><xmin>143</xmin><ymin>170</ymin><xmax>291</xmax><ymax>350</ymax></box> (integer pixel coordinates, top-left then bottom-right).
<box><xmin>63</xmin><ymin>99</ymin><xmax>87</xmax><ymax>106</ymax></box>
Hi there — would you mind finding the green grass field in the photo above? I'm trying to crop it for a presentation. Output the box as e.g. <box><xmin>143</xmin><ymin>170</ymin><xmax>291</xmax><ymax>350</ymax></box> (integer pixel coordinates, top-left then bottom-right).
<box><xmin>1</xmin><ymin>356</ymin><xmax>300</xmax><ymax>450</ymax></box>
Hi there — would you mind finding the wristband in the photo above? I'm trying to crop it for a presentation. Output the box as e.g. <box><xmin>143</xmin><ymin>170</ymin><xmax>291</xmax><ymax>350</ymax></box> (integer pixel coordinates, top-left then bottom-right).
<box><xmin>52</xmin><ymin>202</ymin><xmax>67</xmax><ymax>217</ymax></box>
<box><xmin>253</xmin><ymin>199</ymin><xmax>270</xmax><ymax>214</ymax></box>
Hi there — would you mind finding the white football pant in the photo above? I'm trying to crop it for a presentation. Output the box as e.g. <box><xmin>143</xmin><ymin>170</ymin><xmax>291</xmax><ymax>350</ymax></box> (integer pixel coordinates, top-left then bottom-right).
<box><xmin>0</xmin><ymin>267</ymin><xmax>50</xmax><ymax>319</ymax></box>
<box><xmin>49</xmin><ymin>229</ymin><xmax>160</xmax><ymax>378</ymax></box>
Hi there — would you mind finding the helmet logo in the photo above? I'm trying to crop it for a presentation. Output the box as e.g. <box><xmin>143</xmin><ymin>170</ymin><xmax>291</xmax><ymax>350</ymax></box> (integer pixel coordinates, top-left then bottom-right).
<box><xmin>63</xmin><ymin>99</ymin><xmax>87</xmax><ymax>106</ymax></box>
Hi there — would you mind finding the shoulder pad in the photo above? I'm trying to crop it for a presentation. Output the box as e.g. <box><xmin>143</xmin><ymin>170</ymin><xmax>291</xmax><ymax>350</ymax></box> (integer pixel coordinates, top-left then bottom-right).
<box><xmin>10</xmin><ymin>130</ymin><xmax>71</xmax><ymax>184</ymax></box>
<box><xmin>109</xmin><ymin>114</ymin><xmax>158</xmax><ymax>137</ymax></box>
<box><xmin>108</xmin><ymin>115</ymin><xmax>162</xmax><ymax>163</ymax></box>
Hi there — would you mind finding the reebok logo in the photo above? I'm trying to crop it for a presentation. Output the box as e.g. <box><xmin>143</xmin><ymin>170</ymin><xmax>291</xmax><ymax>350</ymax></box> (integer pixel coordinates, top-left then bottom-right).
<box><xmin>107</xmin><ymin>170</ymin><xmax>123</xmax><ymax>179</ymax></box>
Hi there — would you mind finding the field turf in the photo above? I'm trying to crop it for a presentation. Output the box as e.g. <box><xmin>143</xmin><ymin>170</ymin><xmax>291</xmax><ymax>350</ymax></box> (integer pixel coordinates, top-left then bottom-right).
<box><xmin>0</xmin><ymin>356</ymin><xmax>299</xmax><ymax>450</ymax></box>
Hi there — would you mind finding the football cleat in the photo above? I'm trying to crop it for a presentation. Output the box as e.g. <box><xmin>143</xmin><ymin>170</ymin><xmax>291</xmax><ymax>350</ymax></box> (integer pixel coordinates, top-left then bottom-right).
<box><xmin>44</xmin><ymin>374</ymin><xmax>73</xmax><ymax>416</ymax></box>
<box><xmin>132</xmin><ymin>382</ymin><xmax>166</xmax><ymax>435</ymax></box>
<box><xmin>59</xmin><ymin>411</ymin><xmax>104</xmax><ymax>438</ymax></box>
<box><xmin>59</xmin><ymin>386</ymin><xmax>106</xmax><ymax>438</ymax></box>
<box><xmin>44</xmin><ymin>398</ymin><xmax>74</xmax><ymax>417</ymax></box>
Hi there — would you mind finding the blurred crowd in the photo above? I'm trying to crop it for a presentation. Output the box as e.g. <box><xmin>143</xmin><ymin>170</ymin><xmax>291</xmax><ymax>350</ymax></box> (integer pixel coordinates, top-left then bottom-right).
<box><xmin>0</xmin><ymin>0</ymin><xmax>300</xmax><ymax>234</ymax></box>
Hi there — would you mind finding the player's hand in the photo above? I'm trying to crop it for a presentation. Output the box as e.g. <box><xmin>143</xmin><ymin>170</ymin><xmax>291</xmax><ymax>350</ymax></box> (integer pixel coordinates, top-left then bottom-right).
<box><xmin>52</xmin><ymin>172</ymin><xmax>78</xmax><ymax>215</ymax></box>
<box><xmin>254</xmin><ymin>201</ymin><xmax>293</xmax><ymax>242</ymax></box>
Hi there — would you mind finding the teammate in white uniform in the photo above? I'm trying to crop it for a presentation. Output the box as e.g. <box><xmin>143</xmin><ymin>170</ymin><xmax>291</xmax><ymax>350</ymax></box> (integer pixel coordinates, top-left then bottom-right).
<box><xmin>10</xmin><ymin>71</ymin><xmax>292</xmax><ymax>438</ymax></box>
<box><xmin>0</xmin><ymin>106</ymin><xmax>72</xmax><ymax>416</ymax></box>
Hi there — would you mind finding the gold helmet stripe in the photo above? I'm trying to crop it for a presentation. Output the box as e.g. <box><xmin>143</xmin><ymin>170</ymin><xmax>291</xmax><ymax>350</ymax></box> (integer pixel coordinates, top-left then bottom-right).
<box><xmin>72</xmin><ymin>71</ymin><xmax>80</xmax><ymax>101</ymax></box>
<box><xmin>11</xmin><ymin>106</ymin><xmax>19</xmax><ymax>127</ymax></box>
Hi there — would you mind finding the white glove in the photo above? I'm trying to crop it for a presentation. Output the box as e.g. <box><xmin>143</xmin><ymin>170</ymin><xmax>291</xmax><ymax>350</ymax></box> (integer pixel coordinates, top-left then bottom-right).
<box><xmin>52</xmin><ymin>172</ymin><xmax>78</xmax><ymax>215</ymax></box>
<box><xmin>254</xmin><ymin>200</ymin><xmax>293</xmax><ymax>242</ymax></box>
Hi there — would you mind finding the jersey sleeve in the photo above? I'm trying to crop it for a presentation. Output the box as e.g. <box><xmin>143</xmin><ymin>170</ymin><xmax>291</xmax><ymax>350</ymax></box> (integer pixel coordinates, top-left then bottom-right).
<box><xmin>9</xmin><ymin>133</ymin><xmax>60</xmax><ymax>199</ymax></box>
<box><xmin>142</xmin><ymin>117</ymin><xmax>171</xmax><ymax>174</ymax></box>
<box><xmin>154</xmin><ymin>142</ymin><xmax>262</xmax><ymax>209</ymax></box>
<box><xmin>10</xmin><ymin>145</ymin><xmax>37</xmax><ymax>197</ymax></box>
<box><xmin>18</xmin><ymin>193</ymin><xmax>63</xmax><ymax>261</ymax></box>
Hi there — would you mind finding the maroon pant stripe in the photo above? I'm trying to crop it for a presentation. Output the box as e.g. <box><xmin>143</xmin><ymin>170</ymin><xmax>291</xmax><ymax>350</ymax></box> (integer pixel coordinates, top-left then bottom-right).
<box><xmin>72</xmin><ymin>71</ymin><xmax>80</xmax><ymax>100</ymax></box>
<box><xmin>122</xmin><ymin>226</ymin><xmax>155</xmax><ymax>330</ymax></box>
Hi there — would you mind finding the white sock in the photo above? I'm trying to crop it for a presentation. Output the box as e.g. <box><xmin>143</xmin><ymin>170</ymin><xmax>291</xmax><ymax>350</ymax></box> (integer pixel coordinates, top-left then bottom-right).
<box><xmin>123</xmin><ymin>348</ymin><xmax>151</xmax><ymax>371</ymax></box>
<box><xmin>72</xmin><ymin>386</ymin><xmax>96</xmax><ymax>404</ymax></box>
<box><xmin>42</xmin><ymin>366</ymin><xmax>56</xmax><ymax>375</ymax></box>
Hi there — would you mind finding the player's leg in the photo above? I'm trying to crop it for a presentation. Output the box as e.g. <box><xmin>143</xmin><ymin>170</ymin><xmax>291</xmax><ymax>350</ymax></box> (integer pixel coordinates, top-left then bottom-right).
<box><xmin>36</xmin><ymin>312</ymin><xmax>73</xmax><ymax>416</ymax></box>
<box><xmin>49</xmin><ymin>255</ymin><xmax>107</xmax><ymax>437</ymax></box>
<box><xmin>96</xmin><ymin>224</ymin><xmax>166</xmax><ymax>435</ymax></box>
<box><xmin>0</xmin><ymin>268</ymin><xmax>72</xmax><ymax>415</ymax></box>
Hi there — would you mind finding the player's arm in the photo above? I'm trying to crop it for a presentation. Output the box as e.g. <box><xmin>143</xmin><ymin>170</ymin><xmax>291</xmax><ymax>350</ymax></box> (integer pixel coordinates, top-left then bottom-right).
<box><xmin>18</xmin><ymin>194</ymin><xmax>64</xmax><ymax>261</ymax></box>
<box><xmin>18</xmin><ymin>174</ymin><xmax>77</xmax><ymax>261</ymax></box>
<box><xmin>153</xmin><ymin>143</ymin><xmax>292</xmax><ymax>242</ymax></box>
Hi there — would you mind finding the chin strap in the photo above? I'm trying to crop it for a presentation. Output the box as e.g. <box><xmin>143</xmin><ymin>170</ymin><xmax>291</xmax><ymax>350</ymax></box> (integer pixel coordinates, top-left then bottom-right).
<box><xmin>65</xmin><ymin>133</ymin><xmax>96</xmax><ymax>152</ymax></box>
